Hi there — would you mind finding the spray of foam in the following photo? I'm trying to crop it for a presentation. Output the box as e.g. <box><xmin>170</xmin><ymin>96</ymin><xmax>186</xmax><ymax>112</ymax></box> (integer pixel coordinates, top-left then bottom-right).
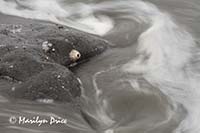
<box><xmin>0</xmin><ymin>0</ymin><xmax>114</xmax><ymax>36</ymax></box>
<box><xmin>94</xmin><ymin>0</ymin><xmax>200</xmax><ymax>133</ymax></box>
<box><xmin>75</xmin><ymin>0</ymin><xmax>200</xmax><ymax>132</ymax></box>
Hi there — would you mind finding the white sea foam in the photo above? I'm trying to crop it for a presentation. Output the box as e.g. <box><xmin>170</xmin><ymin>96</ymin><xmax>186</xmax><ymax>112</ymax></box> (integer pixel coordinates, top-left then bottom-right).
<box><xmin>106</xmin><ymin>1</ymin><xmax>200</xmax><ymax>133</ymax></box>
<box><xmin>86</xmin><ymin>0</ymin><xmax>200</xmax><ymax>132</ymax></box>
<box><xmin>0</xmin><ymin>0</ymin><xmax>114</xmax><ymax>35</ymax></box>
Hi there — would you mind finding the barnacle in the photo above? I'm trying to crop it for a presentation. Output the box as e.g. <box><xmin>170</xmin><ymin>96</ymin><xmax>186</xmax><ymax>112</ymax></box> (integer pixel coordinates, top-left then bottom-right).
<box><xmin>42</xmin><ymin>41</ymin><xmax>53</xmax><ymax>52</ymax></box>
<box><xmin>69</xmin><ymin>49</ymin><xmax>81</xmax><ymax>61</ymax></box>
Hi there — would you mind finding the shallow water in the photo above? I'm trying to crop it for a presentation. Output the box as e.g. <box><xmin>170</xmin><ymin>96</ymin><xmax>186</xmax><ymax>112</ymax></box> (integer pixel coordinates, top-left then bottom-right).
<box><xmin>0</xmin><ymin>0</ymin><xmax>200</xmax><ymax>133</ymax></box>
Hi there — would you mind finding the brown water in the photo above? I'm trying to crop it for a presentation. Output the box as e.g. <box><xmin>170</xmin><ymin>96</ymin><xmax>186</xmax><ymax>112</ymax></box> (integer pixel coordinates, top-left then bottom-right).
<box><xmin>0</xmin><ymin>0</ymin><xmax>200</xmax><ymax>133</ymax></box>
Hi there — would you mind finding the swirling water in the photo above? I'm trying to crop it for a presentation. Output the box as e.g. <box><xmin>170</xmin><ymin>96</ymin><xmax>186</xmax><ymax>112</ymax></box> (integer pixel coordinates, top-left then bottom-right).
<box><xmin>0</xmin><ymin>0</ymin><xmax>200</xmax><ymax>133</ymax></box>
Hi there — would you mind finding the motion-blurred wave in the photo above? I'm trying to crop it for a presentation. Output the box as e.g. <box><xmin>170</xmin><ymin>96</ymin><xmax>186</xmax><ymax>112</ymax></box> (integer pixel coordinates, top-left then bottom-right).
<box><xmin>0</xmin><ymin>0</ymin><xmax>114</xmax><ymax>35</ymax></box>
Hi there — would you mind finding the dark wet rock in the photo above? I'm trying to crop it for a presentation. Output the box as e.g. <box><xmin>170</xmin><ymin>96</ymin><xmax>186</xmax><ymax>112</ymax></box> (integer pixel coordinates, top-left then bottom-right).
<box><xmin>12</xmin><ymin>65</ymin><xmax>81</xmax><ymax>101</ymax></box>
<box><xmin>0</xmin><ymin>22</ymin><xmax>109</xmax><ymax>102</ymax></box>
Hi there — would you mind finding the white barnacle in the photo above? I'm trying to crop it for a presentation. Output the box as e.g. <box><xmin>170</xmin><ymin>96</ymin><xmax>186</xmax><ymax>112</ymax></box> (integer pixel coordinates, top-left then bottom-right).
<box><xmin>47</xmin><ymin>43</ymin><xmax>53</xmax><ymax>47</ymax></box>
<box><xmin>42</xmin><ymin>41</ymin><xmax>49</xmax><ymax>52</ymax></box>
<box><xmin>65</xmin><ymin>38</ymin><xmax>69</xmax><ymax>42</ymax></box>
<box><xmin>9</xmin><ymin>65</ymin><xmax>14</xmax><ymax>68</ymax></box>
<box><xmin>57</xmin><ymin>75</ymin><xmax>61</xmax><ymax>79</ymax></box>
<box><xmin>69</xmin><ymin>49</ymin><xmax>81</xmax><ymax>62</ymax></box>
<box><xmin>42</xmin><ymin>41</ymin><xmax>53</xmax><ymax>52</ymax></box>
<box><xmin>11</xmin><ymin>87</ymin><xmax>15</xmax><ymax>91</ymax></box>
<box><xmin>52</xmin><ymin>48</ymin><xmax>56</xmax><ymax>52</ymax></box>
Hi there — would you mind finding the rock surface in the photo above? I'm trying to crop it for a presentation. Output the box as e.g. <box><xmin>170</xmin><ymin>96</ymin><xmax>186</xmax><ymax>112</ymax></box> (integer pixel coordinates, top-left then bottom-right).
<box><xmin>0</xmin><ymin>21</ymin><xmax>109</xmax><ymax>102</ymax></box>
